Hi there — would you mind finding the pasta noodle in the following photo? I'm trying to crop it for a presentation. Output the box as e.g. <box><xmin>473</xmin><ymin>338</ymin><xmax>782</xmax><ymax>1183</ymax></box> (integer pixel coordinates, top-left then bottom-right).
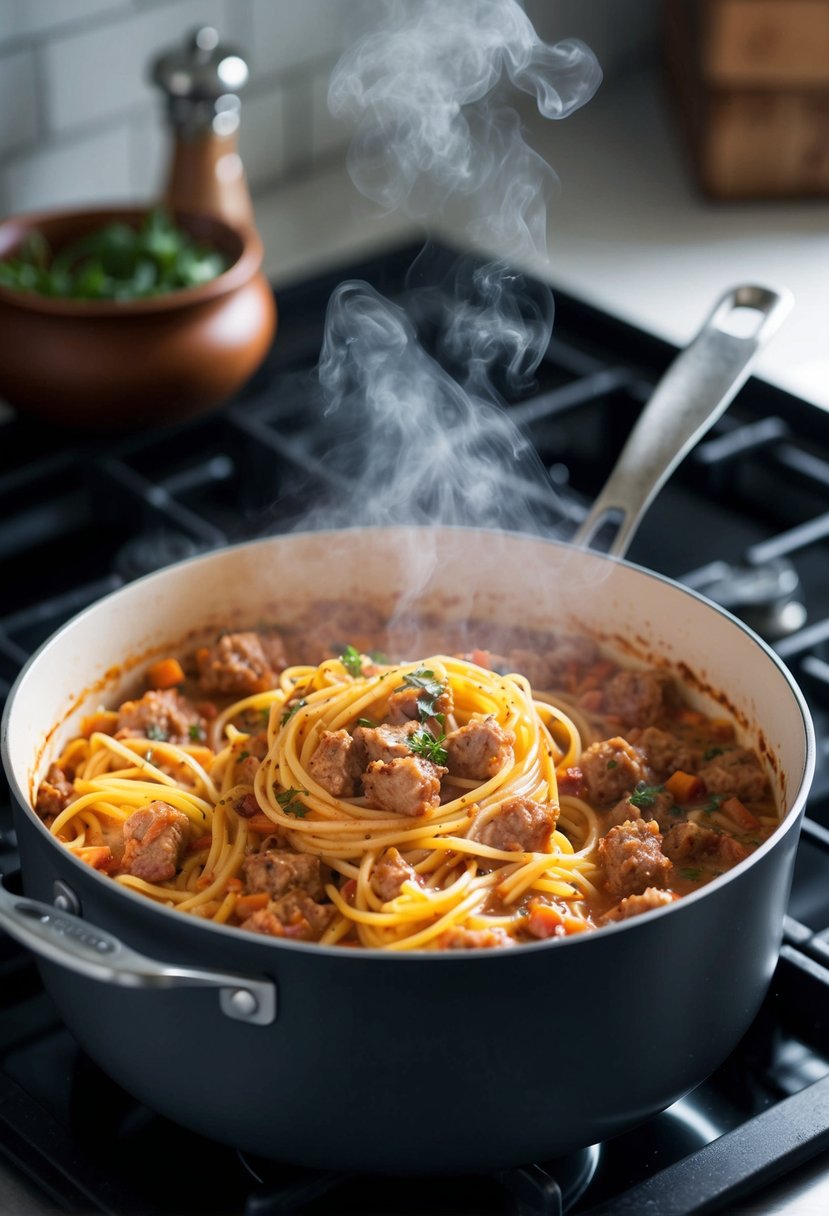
<box><xmin>42</xmin><ymin>652</ymin><xmax>604</xmax><ymax>949</ymax></box>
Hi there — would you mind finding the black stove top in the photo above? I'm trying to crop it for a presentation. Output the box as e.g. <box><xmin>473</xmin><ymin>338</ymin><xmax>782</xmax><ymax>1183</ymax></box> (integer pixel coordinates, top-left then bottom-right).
<box><xmin>1</xmin><ymin>239</ymin><xmax>829</xmax><ymax>1215</ymax></box>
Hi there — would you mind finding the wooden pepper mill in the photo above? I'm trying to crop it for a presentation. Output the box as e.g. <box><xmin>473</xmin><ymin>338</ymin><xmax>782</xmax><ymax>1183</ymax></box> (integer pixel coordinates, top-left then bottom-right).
<box><xmin>150</xmin><ymin>26</ymin><xmax>255</xmax><ymax>228</ymax></box>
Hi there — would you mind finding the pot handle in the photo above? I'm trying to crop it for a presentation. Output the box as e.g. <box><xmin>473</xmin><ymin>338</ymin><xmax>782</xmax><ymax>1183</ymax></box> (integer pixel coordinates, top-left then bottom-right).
<box><xmin>572</xmin><ymin>284</ymin><xmax>793</xmax><ymax>558</ymax></box>
<box><xmin>0</xmin><ymin>873</ymin><xmax>276</xmax><ymax>1026</ymax></box>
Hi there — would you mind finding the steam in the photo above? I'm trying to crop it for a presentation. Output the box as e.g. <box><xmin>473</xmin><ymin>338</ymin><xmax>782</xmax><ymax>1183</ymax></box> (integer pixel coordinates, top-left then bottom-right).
<box><xmin>328</xmin><ymin>0</ymin><xmax>601</xmax><ymax>263</ymax></box>
<box><xmin>277</xmin><ymin>1</ymin><xmax>601</xmax><ymax>603</ymax></box>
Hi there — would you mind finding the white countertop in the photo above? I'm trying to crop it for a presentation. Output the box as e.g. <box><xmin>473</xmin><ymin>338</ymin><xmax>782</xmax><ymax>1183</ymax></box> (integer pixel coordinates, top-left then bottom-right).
<box><xmin>253</xmin><ymin>63</ymin><xmax>829</xmax><ymax>412</ymax></box>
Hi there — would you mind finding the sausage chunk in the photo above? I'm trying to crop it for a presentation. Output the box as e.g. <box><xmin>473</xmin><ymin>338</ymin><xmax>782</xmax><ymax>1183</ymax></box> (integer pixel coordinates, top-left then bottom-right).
<box><xmin>352</xmin><ymin>721</ymin><xmax>417</xmax><ymax>765</ymax></box>
<box><xmin>195</xmin><ymin>630</ymin><xmax>287</xmax><ymax>696</ymax></box>
<box><xmin>663</xmin><ymin>821</ymin><xmax>750</xmax><ymax>868</ymax></box>
<box><xmin>116</xmin><ymin>688</ymin><xmax>204</xmax><ymax>746</ymax></box>
<box><xmin>121</xmin><ymin>800</ymin><xmax>190</xmax><ymax>883</ymax></box>
<box><xmin>308</xmin><ymin>729</ymin><xmax>363</xmax><ymax>797</ymax></box>
<box><xmin>242</xmin><ymin>849</ymin><xmax>325</xmax><ymax>900</ymax></box>
<box><xmin>362</xmin><ymin>756</ymin><xmax>446</xmax><ymax>817</ymax></box>
<box><xmin>580</xmin><ymin>737</ymin><xmax>646</xmax><ymax>806</ymax></box>
<box><xmin>440</xmin><ymin>926</ymin><xmax>516</xmax><ymax>949</ymax></box>
<box><xmin>629</xmin><ymin>727</ymin><xmax>699</xmax><ymax>781</ymax></box>
<box><xmin>475</xmin><ymin>796</ymin><xmax>558</xmax><ymax>853</ymax></box>
<box><xmin>601</xmin><ymin>887</ymin><xmax>677</xmax><ymax>924</ymax></box>
<box><xmin>35</xmin><ymin>763</ymin><xmax>75</xmax><ymax>819</ymax></box>
<box><xmin>698</xmin><ymin>748</ymin><xmax>769</xmax><ymax>803</ymax></box>
<box><xmin>606</xmin><ymin>787</ymin><xmax>677</xmax><ymax>831</ymax></box>
<box><xmin>445</xmin><ymin>715</ymin><xmax>515</xmax><ymax>780</ymax></box>
<box><xmin>598</xmin><ymin>819</ymin><xmax>672</xmax><ymax>897</ymax></box>
<box><xmin>385</xmin><ymin>681</ymin><xmax>453</xmax><ymax>724</ymax></box>
<box><xmin>241</xmin><ymin>891</ymin><xmax>334</xmax><ymax>941</ymax></box>
<box><xmin>370</xmin><ymin>847</ymin><xmax>417</xmax><ymax>901</ymax></box>
<box><xmin>603</xmin><ymin>669</ymin><xmax>673</xmax><ymax>728</ymax></box>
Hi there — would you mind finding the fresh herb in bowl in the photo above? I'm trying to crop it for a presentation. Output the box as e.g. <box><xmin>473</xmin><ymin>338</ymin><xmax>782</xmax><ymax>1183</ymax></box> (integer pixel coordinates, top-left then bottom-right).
<box><xmin>0</xmin><ymin>209</ymin><xmax>229</xmax><ymax>301</ymax></box>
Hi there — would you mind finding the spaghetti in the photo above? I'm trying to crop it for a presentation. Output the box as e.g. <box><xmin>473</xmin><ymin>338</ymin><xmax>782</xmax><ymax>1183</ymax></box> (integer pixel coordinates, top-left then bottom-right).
<box><xmin>34</xmin><ymin>625</ymin><xmax>779</xmax><ymax>949</ymax></box>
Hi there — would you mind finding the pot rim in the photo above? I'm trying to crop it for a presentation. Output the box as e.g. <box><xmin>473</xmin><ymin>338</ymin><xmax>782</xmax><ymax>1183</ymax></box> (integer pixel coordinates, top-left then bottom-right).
<box><xmin>0</xmin><ymin>203</ymin><xmax>263</xmax><ymax>317</ymax></box>
<box><xmin>0</xmin><ymin>524</ymin><xmax>816</xmax><ymax>962</ymax></box>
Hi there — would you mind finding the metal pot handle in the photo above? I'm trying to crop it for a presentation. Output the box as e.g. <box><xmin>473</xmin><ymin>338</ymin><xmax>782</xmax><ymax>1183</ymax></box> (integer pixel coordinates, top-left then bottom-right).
<box><xmin>0</xmin><ymin>873</ymin><xmax>276</xmax><ymax>1026</ymax></box>
<box><xmin>572</xmin><ymin>284</ymin><xmax>794</xmax><ymax>558</ymax></box>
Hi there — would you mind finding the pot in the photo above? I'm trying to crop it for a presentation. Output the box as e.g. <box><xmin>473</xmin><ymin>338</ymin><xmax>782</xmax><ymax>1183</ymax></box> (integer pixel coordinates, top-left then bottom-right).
<box><xmin>0</xmin><ymin>288</ymin><xmax>815</xmax><ymax>1175</ymax></box>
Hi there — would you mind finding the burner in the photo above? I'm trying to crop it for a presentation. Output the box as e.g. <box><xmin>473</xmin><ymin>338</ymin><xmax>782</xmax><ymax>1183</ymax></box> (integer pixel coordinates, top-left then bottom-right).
<box><xmin>236</xmin><ymin>1145</ymin><xmax>601</xmax><ymax>1216</ymax></box>
<box><xmin>681</xmin><ymin>556</ymin><xmax>807</xmax><ymax>639</ymax></box>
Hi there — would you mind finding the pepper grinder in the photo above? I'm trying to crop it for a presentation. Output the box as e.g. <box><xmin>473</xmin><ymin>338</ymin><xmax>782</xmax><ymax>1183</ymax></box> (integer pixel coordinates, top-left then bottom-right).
<box><xmin>150</xmin><ymin>26</ymin><xmax>254</xmax><ymax>228</ymax></box>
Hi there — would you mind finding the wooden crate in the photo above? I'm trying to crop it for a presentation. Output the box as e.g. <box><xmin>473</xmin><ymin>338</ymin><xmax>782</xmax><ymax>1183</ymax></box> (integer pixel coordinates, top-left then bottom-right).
<box><xmin>663</xmin><ymin>0</ymin><xmax>829</xmax><ymax>198</ymax></box>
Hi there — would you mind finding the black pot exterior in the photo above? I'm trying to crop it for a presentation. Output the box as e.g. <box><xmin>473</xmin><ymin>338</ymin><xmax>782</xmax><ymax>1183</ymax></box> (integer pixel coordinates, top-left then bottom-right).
<box><xmin>13</xmin><ymin>794</ymin><xmax>803</xmax><ymax>1175</ymax></box>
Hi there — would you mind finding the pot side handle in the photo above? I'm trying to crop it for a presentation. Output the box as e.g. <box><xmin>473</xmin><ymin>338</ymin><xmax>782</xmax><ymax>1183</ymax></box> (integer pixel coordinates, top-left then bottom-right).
<box><xmin>0</xmin><ymin>874</ymin><xmax>276</xmax><ymax>1026</ymax></box>
<box><xmin>572</xmin><ymin>284</ymin><xmax>794</xmax><ymax>558</ymax></box>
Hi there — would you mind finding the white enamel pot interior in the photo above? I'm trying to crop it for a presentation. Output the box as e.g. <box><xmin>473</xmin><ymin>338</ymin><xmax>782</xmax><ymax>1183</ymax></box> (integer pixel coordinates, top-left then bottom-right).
<box><xmin>0</xmin><ymin>526</ymin><xmax>817</xmax><ymax>1172</ymax></box>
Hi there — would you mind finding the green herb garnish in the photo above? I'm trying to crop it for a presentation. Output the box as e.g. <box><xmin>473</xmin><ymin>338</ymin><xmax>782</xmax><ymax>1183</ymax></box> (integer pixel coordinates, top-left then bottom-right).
<box><xmin>408</xmin><ymin>726</ymin><xmax>448</xmax><ymax>766</ymax></box>
<box><xmin>188</xmin><ymin>723</ymin><xmax>205</xmax><ymax>742</ymax></box>
<box><xmin>0</xmin><ymin>209</ymin><xmax>228</xmax><ymax>301</ymax></box>
<box><xmin>281</xmin><ymin>698</ymin><xmax>307</xmax><ymax>726</ymax></box>
<box><xmin>397</xmin><ymin>667</ymin><xmax>447</xmax><ymax>723</ymax></box>
<box><xmin>276</xmin><ymin>787</ymin><xmax>308</xmax><ymax>817</ymax></box>
<box><xmin>340</xmin><ymin>644</ymin><xmax>363</xmax><ymax>677</ymax></box>
<box><xmin>146</xmin><ymin>724</ymin><xmax>168</xmax><ymax>741</ymax></box>
<box><xmin>703</xmin><ymin>746</ymin><xmax>726</xmax><ymax>761</ymax></box>
<box><xmin>703</xmin><ymin>794</ymin><xmax>724</xmax><ymax>815</ymax></box>
<box><xmin>356</xmin><ymin>718</ymin><xmax>375</xmax><ymax>728</ymax></box>
<box><xmin>680</xmin><ymin>867</ymin><xmax>703</xmax><ymax>881</ymax></box>
<box><xmin>629</xmin><ymin>782</ymin><xmax>665</xmax><ymax>810</ymax></box>
<box><xmin>606</xmin><ymin>759</ymin><xmax>618</xmax><ymax>770</ymax></box>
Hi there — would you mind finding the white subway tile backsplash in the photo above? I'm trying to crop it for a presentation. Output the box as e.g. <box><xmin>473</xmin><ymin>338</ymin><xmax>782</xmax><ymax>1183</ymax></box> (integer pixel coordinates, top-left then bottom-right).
<box><xmin>309</xmin><ymin>62</ymin><xmax>350</xmax><ymax>162</ymax></box>
<box><xmin>239</xmin><ymin>85</ymin><xmax>287</xmax><ymax>189</ymax></box>
<box><xmin>42</xmin><ymin>0</ymin><xmax>225</xmax><ymax>135</ymax></box>
<box><xmin>129</xmin><ymin>102</ymin><xmax>170</xmax><ymax>202</ymax></box>
<box><xmin>248</xmin><ymin>0</ymin><xmax>354</xmax><ymax>79</ymax></box>
<box><xmin>0</xmin><ymin>0</ymin><xmax>130</xmax><ymax>46</ymax></box>
<box><xmin>1</xmin><ymin>124</ymin><xmax>133</xmax><ymax>214</ymax></box>
<box><xmin>0</xmin><ymin>48</ymin><xmax>40</xmax><ymax>156</ymax></box>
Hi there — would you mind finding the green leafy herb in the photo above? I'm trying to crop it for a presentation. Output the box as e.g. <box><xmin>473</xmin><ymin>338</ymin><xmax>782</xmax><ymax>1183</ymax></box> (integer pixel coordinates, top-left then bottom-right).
<box><xmin>276</xmin><ymin>787</ymin><xmax>308</xmax><ymax>817</ymax></box>
<box><xmin>397</xmin><ymin>667</ymin><xmax>447</xmax><ymax>723</ymax></box>
<box><xmin>356</xmin><ymin>717</ymin><xmax>375</xmax><ymax>728</ymax></box>
<box><xmin>0</xmin><ymin>209</ymin><xmax>229</xmax><ymax>302</ymax></box>
<box><xmin>629</xmin><ymin>782</ymin><xmax>665</xmax><ymax>810</ymax></box>
<box><xmin>188</xmin><ymin>723</ymin><xmax>205</xmax><ymax>742</ymax></box>
<box><xmin>146</xmin><ymin>724</ymin><xmax>168</xmax><ymax>742</ymax></box>
<box><xmin>408</xmin><ymin>726</ymin><xmax>448</xmax><ymax>766</ymax></box>
<box><xmin>703</xmin><ymin>746</ymin><xmax>726</xmax><ymax>761</ymax></box>
<box><xmin>606</xmin><ymin>759</ymin><xmax>618</xmax><ymax>770</ymax></box>
<box><xmin>281</xmin><ymin>698</ymin><xmax>307</xmax><ymax>726</ymax></box>
<box><xmin>238</xmin><ymin>750</ymin><xmax>250</xmax><ymax>762</ymax></box>
<box><xmin>680</xmin><ymin>867</ymin><xmax>703</xmax><ymax>881</ymax></box>
<box><xmin>369</xmin><ymin>649</ymin><xmax>388</xmax><ymax>664</ymax></box>
<box><xmin>703</xmin><ymin>794</ymin><xmax>724</xmax><ymax>815</ymax></box>
<box><xmin>339</xmin><ymin>644</ymin><xmax>363</xmax><ymax>678</ymax></box>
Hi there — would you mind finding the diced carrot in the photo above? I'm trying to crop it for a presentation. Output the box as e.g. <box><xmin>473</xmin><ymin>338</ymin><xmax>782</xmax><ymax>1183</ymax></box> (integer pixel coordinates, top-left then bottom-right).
<box><xmin>234</xmin><ymin>892</ymin><xmax>270</xmax><ymax>919</ymax></box>
<box><xmin>664</xmin><ymin>770</ymin><xmax>705</xmax><ymax>803</ymax></box>
<box><xmin>80</xmin><ymin>710</ymin><xmax>119</xmax><ymax>738</ymax></box>
<box><xmin>146</xmin><ymin>657</ymin><xmax>185</xmax><ymax>689</ymax></box>
<box><xmin>561</xmin><ymin>915</ymin><xmax>591</xmax><ymax>935</ymax></box>
<box><xmin>721</xmin><ymin>796</ymin><xmax>761</xmax><ymax>830</ymax></box>
<box><xmin>245</xmin><ymin>812</ymin><xmax>281</xmax><ymax>834</ymax></box>
<box><xmin>526</xmin><ymin>901</ymin><xmax>565</xmax><ymax>939</ymax></box>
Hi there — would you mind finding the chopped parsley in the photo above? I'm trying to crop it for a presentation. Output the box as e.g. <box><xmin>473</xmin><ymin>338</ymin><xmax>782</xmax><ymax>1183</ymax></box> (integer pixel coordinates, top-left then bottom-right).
<box><xmin>680</xmin><ymin>867</ymin><xmax>703</xmax><ymax>881</ymax></box>
<box><xmin>629</xmin><ymin>782</ymin><xmax>665</xmax><ymax>810</ymax></box>
<box><xmin>146</xmin><ymin>724</ymin><xmax>168</xmax><ymax>741</ymax></box>
<box><xmin>339</xmin><ymin>644</ymin><xmax>363</xmax><ymax>678</ymax></box>
<box><xmin>237</xmin><ymin>750</ymin><xmax>250</xmax><ymax>762</ymax></box>
<box><xmin>703</xmin><ymin>794</ymin><xmax>724</xmax><ymax>815</ymax></box>
<box><xmin>188</xmin><ymin>723</ymin><xmax>205</xmax><ymax>742</ymax></box>
<box><xmin>408</xmin><ymin>726</ymin><xmax>448</xmax><ymax>766</ymax></box>
<box><xmin>397</xmin><ymin>667</ymin><xmax>447</xmax><ymax>723</ymax></box>
<box><xmin>276</xmin><ymin>787</ymin><xmax>308</xmax><ymax>817</ymax></box>
<box><xmin>281</xmin><ymin>698</ymin><xmax>307</xmax><ymax>726</ymax></box>
<box><xmin>357</xmin><ymin>717</ymin><xmax>375</xmax><ymax>728</ymax></box>
<box><xmin>703</xmin><ymin>746</ymin><xmax>726</xmax><ymax>762</ymax></box>
<box><xmin>369</xmin><ymin>649</ymin><xmax>388</xmax><ymax>664</ymax></box>
<box><xmin>606</xmin><ymin>759</ymin><xmax>618</xmax><ymax>770</ymax></box>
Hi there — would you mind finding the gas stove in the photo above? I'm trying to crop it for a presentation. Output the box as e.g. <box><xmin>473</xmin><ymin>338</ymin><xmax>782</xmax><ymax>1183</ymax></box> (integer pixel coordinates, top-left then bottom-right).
<box><xmin>1</xmin><ymin>239</ymin><xmax>828</xmax><ymax>1215</ymax></box>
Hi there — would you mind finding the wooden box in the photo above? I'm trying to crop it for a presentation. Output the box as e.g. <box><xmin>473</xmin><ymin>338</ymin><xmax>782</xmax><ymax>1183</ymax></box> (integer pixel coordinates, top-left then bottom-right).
<box><xmin>664</xmin><ymin>0</ymin><xmax>829</xmax><ymax>198</ymax></box>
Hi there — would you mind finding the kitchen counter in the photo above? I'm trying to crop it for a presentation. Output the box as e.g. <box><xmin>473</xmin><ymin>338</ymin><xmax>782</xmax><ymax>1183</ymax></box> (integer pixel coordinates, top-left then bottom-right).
<box><xmin>253</xmin><ymin>62</ymin><xmax>829</xmax><ymax>411</ymax></box>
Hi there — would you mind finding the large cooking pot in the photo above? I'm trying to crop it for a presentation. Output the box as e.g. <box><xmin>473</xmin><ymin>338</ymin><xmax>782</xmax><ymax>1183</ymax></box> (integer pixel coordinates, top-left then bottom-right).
<box><xmin>0</xmin><ymin>288</ymin><xmax>815</xmax><ymax>1175</ymax></box>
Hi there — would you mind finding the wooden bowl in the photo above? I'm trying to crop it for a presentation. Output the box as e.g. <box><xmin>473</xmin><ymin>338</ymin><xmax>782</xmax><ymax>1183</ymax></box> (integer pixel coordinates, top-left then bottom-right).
<box><xmin>0</xmin><ymin>206</ymin><xmax>277</xmax><ymax>431</ymax></box>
